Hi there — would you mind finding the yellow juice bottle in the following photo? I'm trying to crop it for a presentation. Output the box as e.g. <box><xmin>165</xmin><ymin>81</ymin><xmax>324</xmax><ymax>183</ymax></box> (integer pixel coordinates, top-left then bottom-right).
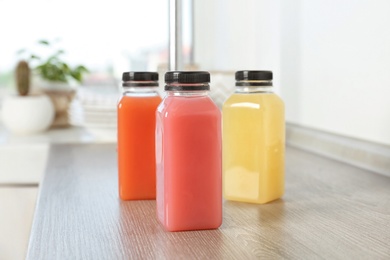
<box><xmin>222</xmin><ymin>70</ymin><xmax>285</xmax><ymax>204</ymax></box>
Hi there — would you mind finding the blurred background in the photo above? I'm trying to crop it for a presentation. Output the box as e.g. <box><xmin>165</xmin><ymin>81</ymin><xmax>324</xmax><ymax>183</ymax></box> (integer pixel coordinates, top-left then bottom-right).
<box><xmin>1</xmin><ymin>0</ymin><xmax>390</xmax><ymax>259</ymax></box>
<box><xmin>0</xmin><ymin>0</ymin><xmax>169</xmax><ymax>83</ymax></box>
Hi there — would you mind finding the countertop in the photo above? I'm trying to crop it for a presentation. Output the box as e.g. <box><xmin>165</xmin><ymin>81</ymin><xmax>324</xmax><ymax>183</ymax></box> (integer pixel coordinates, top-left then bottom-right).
<box><xmin>0</xmin><ymin>125</ymin><xmax>116</xmax><ymax>260</ymax></box>
<box><xmin>27</xmin><ymin>143</ymin><xmax>390</xmax><ymax>259</ymax></box>
<box><xmin>0</xmin><ymin>126</ymin><xmax>116</xmax><ymax>184</ymax></box>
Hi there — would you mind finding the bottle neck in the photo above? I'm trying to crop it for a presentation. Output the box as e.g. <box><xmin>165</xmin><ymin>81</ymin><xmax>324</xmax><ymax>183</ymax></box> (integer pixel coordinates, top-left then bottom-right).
<box><xmin>235</xmin><ymin>80</ymin><xmax>273</xmax><ymax>93</ymax></box>
<box><xmin>235</xmin><ymin>86</ymin><xmax>273</xmax><ymax>93</ymax></box>
<box><xmin>165</xmin><ymin>90</ymin><xmax>209</xmax><ymax>97</ymax></box>
<box><xmin>165</xmin><ymin>83</ymin><xmax>209</xmax><ymax>96</ymax></box>
<box><xmin>122</xmin><ymin>86</ymin><xmax>159</xmax><ymax>97</ymax></box>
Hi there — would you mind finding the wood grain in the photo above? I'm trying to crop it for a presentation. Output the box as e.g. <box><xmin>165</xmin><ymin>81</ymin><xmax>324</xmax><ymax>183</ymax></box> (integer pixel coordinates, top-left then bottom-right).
<box><xmin>27</xmin><ymin>144</ymin><xmax>390</xmax><ymax>259</ymax></box>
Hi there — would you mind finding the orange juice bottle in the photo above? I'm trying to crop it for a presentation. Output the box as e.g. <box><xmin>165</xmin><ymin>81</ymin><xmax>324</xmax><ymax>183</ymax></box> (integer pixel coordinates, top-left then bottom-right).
<box><xmin>117</xmin><ymin>72</ymin><xmax>161</xmax><ymax>200</ymax></box>
<box><xmin>222</xmin><ymin>70</ymin><xmax>285</xmax><ymax>204</ymax></box>
<box><xmin>156</xmin><ymin>71</ymin><xmax>222</xmax><ymax>231</ymax></box>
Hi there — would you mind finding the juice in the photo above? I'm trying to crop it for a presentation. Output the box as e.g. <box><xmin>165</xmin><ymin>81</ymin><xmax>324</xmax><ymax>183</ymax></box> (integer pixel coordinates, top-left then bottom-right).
<box><xmin>222</xmin><ymin>71</ymin><xmax>285</xmax><ymax>204</ymax></box>
<box><xmin>117</xmin><ymin>72</ymin><xmax>161</xmax><ymax>200</ymax></box>
<box><xmin>156</xmin><ymin>71</ymin><xmax>222</xmax><ymax>231</ymax></box>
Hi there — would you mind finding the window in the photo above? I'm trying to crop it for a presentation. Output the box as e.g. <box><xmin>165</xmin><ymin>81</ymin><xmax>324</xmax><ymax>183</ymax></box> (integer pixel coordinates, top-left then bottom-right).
<box><xmin>0</xmin><ymin>0</ymin><xmax>168</xmax><ymax>89</ymax></box>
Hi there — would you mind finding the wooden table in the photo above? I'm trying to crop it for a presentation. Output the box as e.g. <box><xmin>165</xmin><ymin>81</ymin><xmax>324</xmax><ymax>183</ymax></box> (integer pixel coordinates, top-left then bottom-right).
<box><xmin>27</xmin><ymin>144</ymin><xmax>390</xmax><ymax>259</ymax></box>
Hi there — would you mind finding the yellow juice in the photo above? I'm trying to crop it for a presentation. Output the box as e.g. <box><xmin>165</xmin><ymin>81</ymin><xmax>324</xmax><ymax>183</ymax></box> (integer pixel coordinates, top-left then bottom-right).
<box><xmin>222</xmin><ymin>92</ymin><xmax>285</xmax><ymax>204</ymax></box>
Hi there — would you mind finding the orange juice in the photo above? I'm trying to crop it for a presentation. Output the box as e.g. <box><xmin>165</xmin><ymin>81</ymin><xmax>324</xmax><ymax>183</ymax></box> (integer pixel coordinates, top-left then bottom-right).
<box><xmin>156</xmin><ymin>71</ymin><xmax>222</xmax><ymax>231</ymax></box>
<box><xmin>222</xmin><ymin>71</ymin><xmax>285</xmax><ymax>204</ymax></box>
<box><xmin>117</xmin><ymin>72</ymin><xmax>161</xmax><ymax>200</ymax></box>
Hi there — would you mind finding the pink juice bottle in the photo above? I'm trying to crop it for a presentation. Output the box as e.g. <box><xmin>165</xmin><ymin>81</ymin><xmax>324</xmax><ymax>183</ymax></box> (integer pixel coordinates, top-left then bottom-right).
<box><xmin>156</xmin><ymin>71</ymin><xmax>222</xmax><ymax>232</ymax></box>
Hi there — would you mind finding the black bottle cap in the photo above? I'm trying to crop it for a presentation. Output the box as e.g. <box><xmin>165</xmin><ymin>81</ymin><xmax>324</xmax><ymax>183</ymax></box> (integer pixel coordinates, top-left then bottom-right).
<box><xmin>235</xmin><ymin>70</ymin><xmax>273</xmax><ymax>81</ymax></box>
<box><xmin>165</xmin><ymin>71</ymin><xmax>210</xmax><ymax>84</ymax></box>
<box><xmin>165</xmin><ymin>71</ymin><xmax>210</xmax><ymax>90</ymax></box>
<box><xmin>122</xmin><ymin>72</ymin><xmax>158</xmax><ymax>87</ymax></box>
<box><xmin>122</xmin><ymin>72</ymin><xmax>158</xmax><ymax>81</ymax></box>
<box><xmin>235</xmin><ymin>70</ymin><xmax>273</xmax><ymax>86</ymax></box>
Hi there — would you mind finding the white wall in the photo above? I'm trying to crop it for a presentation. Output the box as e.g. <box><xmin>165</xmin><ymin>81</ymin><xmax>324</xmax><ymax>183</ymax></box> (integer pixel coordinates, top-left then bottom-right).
<box><xmin>194</xmin><ymin>0</ymin><xmax>281</xmax><ymax>91</ymax></box>
<box><xmin>281</xmin><ymin>0</ymin><xmax>390</xmax><ymax>145</ymax></box>
<box><xmin>195</xmin><ymin>0</ymin><xmax>390</xmax><ymax>145</ymax></box>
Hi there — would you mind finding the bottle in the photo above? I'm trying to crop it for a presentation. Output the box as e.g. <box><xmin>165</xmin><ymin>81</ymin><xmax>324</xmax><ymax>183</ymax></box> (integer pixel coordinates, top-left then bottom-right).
<box><xmin>156</xmin><ymin>71</ymin><xmax>222</xmax><ymax>231</ymax></box>
<box><xmin>222</xmin><ymin>70</ymin><xmax>285</xmax><ymax>204</ymax></box>
<box><xmin>117</xmin><ymin>72</ymin><xmax>162</xmax><ymax>200</ymax></box>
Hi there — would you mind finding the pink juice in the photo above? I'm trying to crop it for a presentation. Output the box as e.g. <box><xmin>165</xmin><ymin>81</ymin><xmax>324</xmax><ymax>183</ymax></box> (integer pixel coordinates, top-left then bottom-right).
<box><xmin>156</xmin><ymin>71</ymin><xmax>222</xmax><ymax>232</ymax></box>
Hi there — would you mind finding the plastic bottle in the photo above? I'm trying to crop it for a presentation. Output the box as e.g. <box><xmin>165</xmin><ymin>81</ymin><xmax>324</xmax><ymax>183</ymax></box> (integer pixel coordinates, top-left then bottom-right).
<box><xmin>156</xmin><ymin>71</ymin><xmax>222</xmax><ymax>231</ymax></box>
<box><xmin>117</xmin><ymin>72</ymin><xmax>161</xmax><ymax>200</ymax></box>
<box><xmin>222</xmin><ymin>70</ymin><xmax>285</xmax><ymax>204</ymax></box>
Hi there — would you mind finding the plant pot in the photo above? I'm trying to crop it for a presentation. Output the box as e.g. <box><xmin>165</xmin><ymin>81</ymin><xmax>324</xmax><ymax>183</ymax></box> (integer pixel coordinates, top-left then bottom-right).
<box><xmin>36</xmin><ymin>80</ymin><xmax>77</xmax><ymax>127</ymax></box>
<box><xmin>1</xmin><ymin>94</ymin><xmax>55</xmax><ymax>134</ymax></box>
<box><xmin>43</xmin><ymin>89</ymin><xmax>76</xmax><ymax>127</ymax></box>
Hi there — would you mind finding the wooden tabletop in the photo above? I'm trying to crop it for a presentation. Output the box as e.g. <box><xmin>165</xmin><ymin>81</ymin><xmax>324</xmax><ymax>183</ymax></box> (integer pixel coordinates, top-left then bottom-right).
<box><xmin>27</xmin><ymin>143</ymin><xmax>390</xmax><ymax>259</ymax></box>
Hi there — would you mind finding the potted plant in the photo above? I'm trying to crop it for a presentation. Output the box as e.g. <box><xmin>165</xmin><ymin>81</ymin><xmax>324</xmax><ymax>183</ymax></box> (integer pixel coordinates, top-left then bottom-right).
<box><xmin>19</xmin><ymin>39</ymin><xmax>89</xmax><ymax>127</ymax></box>
<box><xmin>1</xmin><ymin>60</ymin><xmax>55</xmax><ymax>134</ymax></box>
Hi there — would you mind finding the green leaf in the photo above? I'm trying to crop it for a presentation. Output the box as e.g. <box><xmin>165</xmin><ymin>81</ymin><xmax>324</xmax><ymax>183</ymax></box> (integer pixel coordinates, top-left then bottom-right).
<box><xmin>30</xmin><ymin>55</ymin><xmax>40</xmax><ymax>60</ymax></box>
<box><xmin>56</xmin><ymin>50</ymin><xmax>65</xmax><ymax>56</ymax></box>
<box><xmin>76</xmin><ymin>65</ymin><xmax>89</xmax><ymax>73</ymax></box>
<box><xmin>70</xmin><ymin>70</ymin><xmax>82</xmax><ymax>82</ymax></box>
<box><xmin>26</xmin><ymin>39</ymin><xmax>89</xmax><ymax>84</ymax></box>
<box><xmin>38</xmin><ymin>40</ymin><xmax>49</xmax><ymax>45</ymax></box>
<box><xmin>61</xmin><ymin>63</ymin><xmax>70</xmax><ymax>74</ymax></box>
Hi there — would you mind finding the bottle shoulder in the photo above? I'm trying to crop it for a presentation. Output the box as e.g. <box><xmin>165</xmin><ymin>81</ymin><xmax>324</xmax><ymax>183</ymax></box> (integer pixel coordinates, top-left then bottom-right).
<box><xmin>118</xmin><ymin>94</ymin><xmax>162</xmax><ymax>110</ymax></box>
<box><xmin>223</xmin><ymin>93</ymin><xmax>284</xmax><ymax>108</ymax></box>
<box><xmin>121</xmin><ymin>91</ymin><xmax>161</xmax><ymax>98</ymax></box>
<box><xmin>160</xmin><ymin>94</ymin><xmax>217</xmax><ymax>105</ymax></box>
<box><xmin>157</xmin><ymin>95</ymin><xmax>220</xmax><ymax>116</ymax></box>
